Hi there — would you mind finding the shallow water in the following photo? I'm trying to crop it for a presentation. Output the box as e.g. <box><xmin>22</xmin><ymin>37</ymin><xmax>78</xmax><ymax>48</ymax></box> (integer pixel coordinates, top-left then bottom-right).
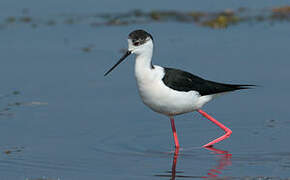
<box><xmin>0</xmin><ymin>0</ymin><xmax>290</xmax><ymax>179</ymax></box>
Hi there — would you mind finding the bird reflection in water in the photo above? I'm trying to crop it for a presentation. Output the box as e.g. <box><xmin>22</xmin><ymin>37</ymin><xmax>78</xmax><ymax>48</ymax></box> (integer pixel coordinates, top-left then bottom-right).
<box><xmin>155</xmin><ymin>147</ymin><xmax>232</xmax><ymax>179</ymax></box>
<box><xmin>202</xmin><ymin>147</ymin><xmax>232</xmax><ymax>178</ymax></box>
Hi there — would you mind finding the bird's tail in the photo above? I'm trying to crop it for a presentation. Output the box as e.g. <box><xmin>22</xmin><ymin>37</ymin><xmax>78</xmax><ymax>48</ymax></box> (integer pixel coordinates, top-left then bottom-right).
<box><xmin>222</xmin><ymin>84</ymin><xmax>256</xmax><ymax>91</ymax></box>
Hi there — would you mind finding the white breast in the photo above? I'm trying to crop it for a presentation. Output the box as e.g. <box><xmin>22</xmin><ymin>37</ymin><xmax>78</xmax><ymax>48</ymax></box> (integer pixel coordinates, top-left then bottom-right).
<box><xmin>135</xmin><ymin>65</ymin><xmax>213</xmax><ymax>116</ymax></box>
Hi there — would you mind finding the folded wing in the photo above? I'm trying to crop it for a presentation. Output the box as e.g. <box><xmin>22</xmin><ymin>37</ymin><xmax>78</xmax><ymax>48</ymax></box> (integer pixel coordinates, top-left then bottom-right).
<box><xmin>162</xmin><ymin>67</ymin><xmax>255</xmax><ymax>96</ymax></box>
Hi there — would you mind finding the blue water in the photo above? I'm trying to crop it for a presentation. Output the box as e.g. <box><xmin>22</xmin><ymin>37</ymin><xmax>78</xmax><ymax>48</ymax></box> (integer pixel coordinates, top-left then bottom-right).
<box><xmin>0</xmin><ymin>0</ymin><xmax>290</xmax><ymax>179</ymax></box>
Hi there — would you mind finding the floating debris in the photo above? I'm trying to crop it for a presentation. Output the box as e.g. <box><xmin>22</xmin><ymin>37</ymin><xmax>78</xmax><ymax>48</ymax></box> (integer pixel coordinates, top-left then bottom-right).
<box><xmin>5</xmin><ymin>17</ymin><xmax>16</xmax><ymax>24</ymax></box>
<box><xmin>3</xmin><ymin>146</ymin><xmax>24</xmax><ymax>155</ymax></box>
<box><xmin>272</xmin><ymin>6</ymin><xmax>290</xmax><ymax>14</ymax></box>
<box><xmin>0</xmin><ymin>90</ymin><xmax>47</xmax><ymax>117</ymax></box>
<box><xmin>12</xmin><ymin>90</ymin><xmax>20</xmax><ymax>95</ymax></box>
<box><xmin>202</xmin><ymin>14</ymin><xmax>241</xmax><ymax>28</ymax></box>
<box><xmin>271</xmin><ymin>6</ymin><xmax>290</xmax><ymax>21</ymax></box>
<box><xmin>4</xmin><ymin>150</ymin><xmax>11</xmax><ymax>154</ymax></box>
<box><xmin>265</xmin><ymin>119</ymin><xmax>276</xmax><ymax>128</ymax></box>
<box><xmin>0</xmin><ymin>6</ymin><xmax>290</xmax><ymax>30</ymax></box>
<box><xmin>81</xmin><ymin>44</ymin><xmax>95</xmax><ymax>53</ymax></box>
<box><xmin>19</xmin><ymin>16</ymin><xmax>32</xmax><ymax>23</ymax></box>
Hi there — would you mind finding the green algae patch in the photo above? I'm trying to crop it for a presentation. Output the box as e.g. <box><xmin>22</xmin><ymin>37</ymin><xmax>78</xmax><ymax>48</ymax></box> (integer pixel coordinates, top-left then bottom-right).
<box><xmin>1</xmin><ymin>6</ymin><xmax>290</xmax><ymax>30</ymax></box>
<box><xmin>202</xmin><ymin>14</ymin><xmax>242</xmax><ymax>29</ymax></box>
<box><xmin>5</xmin><ymin>17</ymin><xmax>16</xmax><ymax>23</ymax></box>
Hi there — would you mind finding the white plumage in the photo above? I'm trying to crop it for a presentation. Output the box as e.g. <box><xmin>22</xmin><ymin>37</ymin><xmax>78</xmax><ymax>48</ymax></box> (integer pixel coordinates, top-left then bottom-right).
<box><xmin>133</xmin><ymin>39</ymin><xmax>214</xmax><ymax>116</ymax></box>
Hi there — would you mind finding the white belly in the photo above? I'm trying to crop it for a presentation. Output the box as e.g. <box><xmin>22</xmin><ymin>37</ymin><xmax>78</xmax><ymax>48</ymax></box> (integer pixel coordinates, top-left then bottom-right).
<box><xmin>135</xmin><ymin>66</ymin><xmax>213</xmax><ymax>116</ymax></box>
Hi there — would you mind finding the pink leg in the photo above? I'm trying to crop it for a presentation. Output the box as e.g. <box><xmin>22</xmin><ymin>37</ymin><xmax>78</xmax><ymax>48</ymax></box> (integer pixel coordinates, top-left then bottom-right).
<box><xmin>170</xmin><ymin>117</ymin><xmax>180</xmax><ymax>148</ymax></box>
<box><xmin>197</xmin><ymin>109</ymin><xmax>232</xmax><ymax>147</ymax></box>
<box><xmin>171</xmin><ymin>147</ymin><xmax>179</xmax><ymax>180</ymax></box>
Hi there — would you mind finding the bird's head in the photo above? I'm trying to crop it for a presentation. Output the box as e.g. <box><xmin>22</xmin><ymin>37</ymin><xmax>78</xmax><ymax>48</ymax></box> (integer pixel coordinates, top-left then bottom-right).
<box><xmin>128</xmin><ymin>29</ymin><xmax>153</xmax><ymax>55</ymax></box>
<box><xmin>104</xmin><ymin>29</ymin><xmax>153</xmax><ymax>76</ymax></box>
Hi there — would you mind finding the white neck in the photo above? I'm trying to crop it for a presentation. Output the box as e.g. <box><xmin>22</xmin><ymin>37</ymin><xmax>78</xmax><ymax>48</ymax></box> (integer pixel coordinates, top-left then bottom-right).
<box><xmin>135</xmin><ymin>49</ymin><xmax>153</xmax><ymax>69</ymax></box>
<box><xmin>134</xmin><ymin>42</ymin><xmax>154</xmax><ymax>82</ymax></box>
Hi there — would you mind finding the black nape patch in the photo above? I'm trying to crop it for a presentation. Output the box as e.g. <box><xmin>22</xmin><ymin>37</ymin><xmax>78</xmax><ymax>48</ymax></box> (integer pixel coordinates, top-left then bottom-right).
<box><xmin>162</xmin><ymin>67</ymin><xmax>255</xmax><ymax>96</ymax></box>
<box><xmin>129</xmin><ymin>29</ymin><xmax>153</xmax><ymax>42</ymax></box>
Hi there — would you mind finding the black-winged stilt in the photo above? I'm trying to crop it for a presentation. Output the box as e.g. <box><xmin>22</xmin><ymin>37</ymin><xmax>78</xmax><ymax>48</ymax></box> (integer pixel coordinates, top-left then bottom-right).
<box><xmin>104</xmin><ymin>29</ymin><xmax>254</xmax><ymax>148</ymax></box>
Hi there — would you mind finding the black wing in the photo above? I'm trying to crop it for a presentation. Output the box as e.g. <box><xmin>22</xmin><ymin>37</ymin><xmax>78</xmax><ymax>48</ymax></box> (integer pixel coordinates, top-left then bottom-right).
<box><xmin>162</xmin><ymin>67</ymin><xmax>255</xmax><ymax>96</ymax></box>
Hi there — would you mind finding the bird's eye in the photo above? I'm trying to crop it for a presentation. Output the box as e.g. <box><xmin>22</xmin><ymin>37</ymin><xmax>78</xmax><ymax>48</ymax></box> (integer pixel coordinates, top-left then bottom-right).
<box><xmin>133</xmin><ymin>41</ymin><xmax>140</xmax><ymax>46</ymax></box>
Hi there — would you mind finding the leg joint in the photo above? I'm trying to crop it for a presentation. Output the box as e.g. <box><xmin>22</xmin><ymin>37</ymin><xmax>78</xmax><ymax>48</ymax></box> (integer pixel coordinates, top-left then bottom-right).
<box><xmin>225</xmin><ymin>129</ymin><xmax>232</xmax><ymax>137</ymax></box>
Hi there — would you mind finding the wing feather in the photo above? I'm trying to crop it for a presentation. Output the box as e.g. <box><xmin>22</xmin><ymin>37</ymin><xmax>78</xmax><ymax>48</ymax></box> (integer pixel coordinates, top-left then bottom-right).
<box><xmin>162</xmin><ymin>67</ymin><xmax>254</xmax><ymax>96</ymax></box>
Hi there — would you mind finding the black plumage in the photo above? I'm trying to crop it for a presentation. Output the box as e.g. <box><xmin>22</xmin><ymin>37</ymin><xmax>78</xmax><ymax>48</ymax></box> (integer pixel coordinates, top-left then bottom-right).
<box><xmin>128</xmin><ymin>29</ymin><xmax>153</xmax><ymax>46</ymax></box>
<box><xmin>162</xmin><ymin>67</ymin><xmax>255</xmax><ymax>96</ymax></box>
<box><xmin>129</xmin><ymin>29</ymin><xmax>153</xmax><ymax>41</ymax></box>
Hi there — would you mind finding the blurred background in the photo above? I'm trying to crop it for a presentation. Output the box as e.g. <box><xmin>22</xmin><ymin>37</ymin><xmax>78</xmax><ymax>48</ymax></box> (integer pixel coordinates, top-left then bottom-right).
<box><xmin>0</xmin><ymin>0</ymin><xmax>290</xmax><ymax>179</ymax></box>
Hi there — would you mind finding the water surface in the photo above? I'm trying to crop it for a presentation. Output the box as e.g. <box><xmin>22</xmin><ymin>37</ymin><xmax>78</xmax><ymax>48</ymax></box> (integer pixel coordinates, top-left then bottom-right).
<box><xmin>0</xmin><ymin>0</ymin><xmax>290</xmax><ymax>179</ymax></box>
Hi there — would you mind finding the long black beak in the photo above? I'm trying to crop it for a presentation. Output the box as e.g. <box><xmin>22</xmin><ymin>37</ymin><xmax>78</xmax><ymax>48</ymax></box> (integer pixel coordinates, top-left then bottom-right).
<box><xmin>104</xmin><ymin>50</ymin><xmax>132</xmax><ymax>76</ymax></box>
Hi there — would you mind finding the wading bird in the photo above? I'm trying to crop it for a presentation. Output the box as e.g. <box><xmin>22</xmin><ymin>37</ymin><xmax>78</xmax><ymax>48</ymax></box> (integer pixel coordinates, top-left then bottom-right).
<box><xmin>104</xmin><ymin>29</ymin><xmax>254</xmax><ymax>148</ymax></box>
